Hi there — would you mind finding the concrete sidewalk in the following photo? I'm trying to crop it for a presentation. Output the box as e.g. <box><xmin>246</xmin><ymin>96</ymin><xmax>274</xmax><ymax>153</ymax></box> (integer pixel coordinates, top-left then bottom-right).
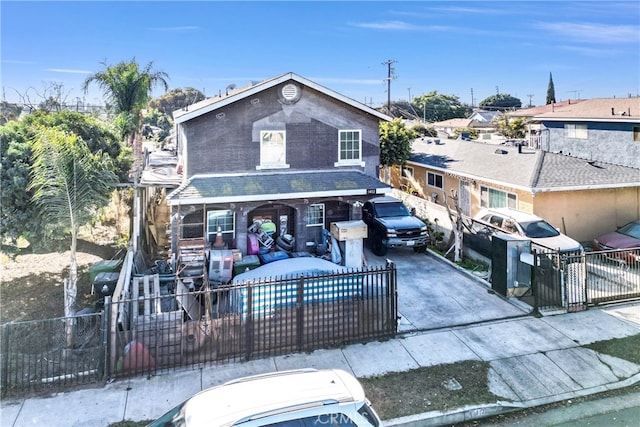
<box><xmin>2</xmin><ymin>250</ymin><xmax>639</xmax><ymax>426</ymax></box>
<box><xmin>1</xmin><ymin>301</ymin><xmax>639</xmax><ymax>427</ymax></box>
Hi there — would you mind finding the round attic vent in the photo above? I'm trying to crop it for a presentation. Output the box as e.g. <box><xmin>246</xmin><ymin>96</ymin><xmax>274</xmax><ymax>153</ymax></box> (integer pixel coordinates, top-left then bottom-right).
<box><xmin>282</xmin><ymin>84</ymin><xmax>299</xmax><ymax>101</ymax></box>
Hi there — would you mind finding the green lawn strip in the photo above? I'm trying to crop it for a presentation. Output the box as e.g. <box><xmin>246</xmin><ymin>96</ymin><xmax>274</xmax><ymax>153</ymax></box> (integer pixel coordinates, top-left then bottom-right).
<box><xmin>584</xmin><ymin>332</ymin><xmax>640</xmax><ymax>365</ymax></box>
<box><xmin>359</xmin><ymin>360</ymin><xmax>499</xmax><ymax>420</ymax></box>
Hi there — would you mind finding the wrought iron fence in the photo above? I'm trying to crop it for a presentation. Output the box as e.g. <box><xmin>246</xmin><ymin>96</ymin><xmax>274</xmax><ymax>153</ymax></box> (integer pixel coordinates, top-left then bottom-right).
<box><xmin>584</xmin><ymin>248</ymin><xmax>640</xmax><ymax>305</ymax></box>
<box><xmin>1</xmin><ymin>312</ymin><xmax>105</xmax><ymax>398</ymax></box>
<box><xmin>531</xmin><ymin>247</ymin><xmax>640</xmax><ymax>312</ymax></box>
<box><xmin>105</xmin><ymin>262</ymin><xmax>398</xmax><ymax>380</ymax></box>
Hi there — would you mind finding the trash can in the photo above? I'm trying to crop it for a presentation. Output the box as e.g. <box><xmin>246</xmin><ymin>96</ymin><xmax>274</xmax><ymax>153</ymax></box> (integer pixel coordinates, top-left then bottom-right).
<box><xmin>88</xmin><ymin>259</ymin><xmax>122</xmax><ymax>284</ymax></box>
<box><xmin>93</xmin><ymin>271</ymin><xmax>120</xmax><ymax>309</ymax></box>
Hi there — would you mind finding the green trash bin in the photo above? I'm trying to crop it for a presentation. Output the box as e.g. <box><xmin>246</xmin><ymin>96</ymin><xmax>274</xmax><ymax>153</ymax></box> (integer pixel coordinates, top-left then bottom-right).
<box><xmin>88</xmin><ymin>259</ymin><xmax>123</xmax><ymax>284</ymax></box>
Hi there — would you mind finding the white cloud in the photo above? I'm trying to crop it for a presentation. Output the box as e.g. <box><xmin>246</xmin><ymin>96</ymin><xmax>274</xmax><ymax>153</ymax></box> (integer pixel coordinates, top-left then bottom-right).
<box><xmin>532</xmin><ymin>22</ymin><xmax>638</xmax><ymax>44</ymax></box>
<box><xmin>44</xmin><ymin>68</ymin><xmax>93</xmax><ymax>74</ymax></box>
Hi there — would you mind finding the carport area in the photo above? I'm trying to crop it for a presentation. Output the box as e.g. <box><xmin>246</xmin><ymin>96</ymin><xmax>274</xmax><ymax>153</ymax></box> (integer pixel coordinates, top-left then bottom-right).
<box><xmin>365</xmin><ymin>248</ymin><xmax>528</xmax><ymax>331</ymax></box>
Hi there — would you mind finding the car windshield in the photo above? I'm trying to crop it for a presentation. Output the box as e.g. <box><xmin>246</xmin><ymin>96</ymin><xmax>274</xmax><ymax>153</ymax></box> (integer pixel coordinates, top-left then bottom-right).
<box><xmin>618</xmin><ymin>222</ymin><xmax>640</xmax><ymax>239</ymax></box>
<box><xmin>520</xmin><ymin>220</ymin><xmax>560</xmax><ymax>238</ymax></box>
<box><xmin>374</xmin><ymin>202</ymin><xmax>410</xmax><ymax>218</ymax></box>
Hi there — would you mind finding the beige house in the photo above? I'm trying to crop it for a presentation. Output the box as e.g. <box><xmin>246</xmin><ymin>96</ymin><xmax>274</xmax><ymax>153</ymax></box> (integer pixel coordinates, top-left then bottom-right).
<box><xmin>391</xmin><ymin>137</ymin><xmax>640</xmax><ymax>243</ymax></box>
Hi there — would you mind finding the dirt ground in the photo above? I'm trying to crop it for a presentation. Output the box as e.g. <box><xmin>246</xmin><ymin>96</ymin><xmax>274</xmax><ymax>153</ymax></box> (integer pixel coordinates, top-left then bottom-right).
<box><xmin>0</xmin><ymin>239</ymin><xmax>122</xmax><ymax>323</ymax></box>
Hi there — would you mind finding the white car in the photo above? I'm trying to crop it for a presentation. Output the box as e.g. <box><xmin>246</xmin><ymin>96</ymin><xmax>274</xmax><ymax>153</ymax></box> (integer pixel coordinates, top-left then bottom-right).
<box><xmin>148</xmin><ymin>368</ymin><xmax>382</xmax><ymax>426</ymax></box>
<box><xmin>472</xmin><ymin>208</ymin><xmax>583</xmax><ymax>253</ymax></box>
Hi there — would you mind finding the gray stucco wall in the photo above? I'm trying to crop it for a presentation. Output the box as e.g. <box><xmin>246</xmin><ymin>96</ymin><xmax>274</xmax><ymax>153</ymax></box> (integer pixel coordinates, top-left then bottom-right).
<box><xmin>544</xmin><ymin>121</ymin><xmax>640</xmax><ymax>169</ymax></box>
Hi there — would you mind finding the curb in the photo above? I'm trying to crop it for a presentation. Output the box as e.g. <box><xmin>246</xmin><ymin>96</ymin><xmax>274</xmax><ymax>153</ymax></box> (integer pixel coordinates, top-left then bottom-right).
<box><xmin>384</xmin><ymin>372</ymin><xmax>640</xmax><ymax>426</ymax></box>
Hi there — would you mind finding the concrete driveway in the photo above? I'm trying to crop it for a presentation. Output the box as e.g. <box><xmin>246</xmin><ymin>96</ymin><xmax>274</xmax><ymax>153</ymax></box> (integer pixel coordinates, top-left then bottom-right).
<box><xmin>365</xmin><ymin>247</ymin><xmax>528</xmax><ymax>332</ymax></box>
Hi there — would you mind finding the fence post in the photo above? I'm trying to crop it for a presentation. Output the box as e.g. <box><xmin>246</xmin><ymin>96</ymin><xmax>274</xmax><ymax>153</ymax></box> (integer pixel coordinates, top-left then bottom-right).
<box><xmin>102</xmin><ymin>296</ymin><xmax>111</xmax><ymax>382</ymax></box>
<box><xmin>531</xmin><ymin>250</ymin><xmax>540</xmax><ymax>316</ymax></box>
<box><xmin>296</xmin><ymin>277</ymin><xmax>305</xmax><ymax>352</ymax></box>
<box><xmin>385</xmin><ymin>259</ymin><xmax>398</xmax><ymax>335</ymax></box>
<box><xmin>245</xmin><ymin>284</ymin><xmax>253</xmax><ymax>360</ymax></box>
<box><xmin>1</xmin><ymin>325</ymin><xmax>9</xmax><ymax>397</ymax></box>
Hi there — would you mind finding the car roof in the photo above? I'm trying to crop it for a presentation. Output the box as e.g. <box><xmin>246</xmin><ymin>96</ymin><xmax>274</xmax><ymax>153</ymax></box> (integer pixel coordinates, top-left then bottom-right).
<box><xmin>477</xmin><ymin>208</ymin><xmax>542</xmax><ymax>223</ymax></box>
<box><xmin>367</xmin><ymin>196</ymin><xmax>402</xmax><ymax>204</ymax></box>
<box><xmin>181</xmin><ymin>369</ymin><xmax>364</xmax><ymax>426</ymax></box>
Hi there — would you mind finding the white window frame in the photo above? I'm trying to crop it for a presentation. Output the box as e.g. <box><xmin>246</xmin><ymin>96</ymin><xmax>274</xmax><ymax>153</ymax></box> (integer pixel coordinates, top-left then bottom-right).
<box><xmin>206</xmin><ymin>209</ymin><xmax>235</xmax><ymax>243</ymax></box>
<box><xmin>480</xmin><ymin>186</ymin><xmax>517</xmax><ymax>209</ymax></box>
<box><xmin>564</xmin><ymin>123</ymin><xmax>588</xmax><ymax>139</ymax></box>
<box><xmin>258</xmin><ymin>130</ymin><xmax>289</xmax><ymax>170</ymax></box>
<box><xmin>427</xmin><ymin>171</ymin><xmax>444</xmax><ymax>189</ymax></box>
<box><xmin>402</xmin><ymin>165</ymin><xmax>414</xmax><ymax>178</ymax></box>
<box><xmin>306</xmin><ymin>203</ymin><xmax>325</xmax><ymax>228</ymax></box>
<box><xmin>335</xmin><ymin>129</ymin><xmax>365</xmax><ymax>167</ymax></box>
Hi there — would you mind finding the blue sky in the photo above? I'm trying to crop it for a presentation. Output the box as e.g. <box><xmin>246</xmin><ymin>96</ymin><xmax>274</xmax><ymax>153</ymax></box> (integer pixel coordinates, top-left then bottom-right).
<box><xmin>2</xmin><ymin>1</ymin><xmax>639</xmax><ymax>109</ymax></box>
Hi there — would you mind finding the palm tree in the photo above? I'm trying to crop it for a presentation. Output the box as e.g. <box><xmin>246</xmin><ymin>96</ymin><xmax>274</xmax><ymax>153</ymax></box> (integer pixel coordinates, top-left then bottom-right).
<box><xmin>29</xmin><ymin>127</ymin><xmax>117</xmax><ymax>318</ymax></box>
<box><xmin>82</xmin><ymin>59</ymin><xmax>169</xmax><ymax>172</ymax></box>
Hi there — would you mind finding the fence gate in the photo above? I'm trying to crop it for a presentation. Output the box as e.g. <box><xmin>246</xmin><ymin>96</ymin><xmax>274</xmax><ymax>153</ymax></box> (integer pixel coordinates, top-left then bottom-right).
<box><xmin>531</xmin><ymin>251</ymin><xmax>563</xmax><ymax>312</ymax></box>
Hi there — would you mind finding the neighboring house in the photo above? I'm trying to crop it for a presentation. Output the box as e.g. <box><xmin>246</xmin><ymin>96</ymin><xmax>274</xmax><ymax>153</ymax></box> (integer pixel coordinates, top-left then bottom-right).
<box><xmin>530</xmin><ymin>97</ymin><xmax>640</xmax><ymax>169</ymax></box>
<box><xmin>432</xmin><ymin>111</ymin><xmax>499</xmax><ymax>142</ymax></box>
<box><xmin>512</xmin><ymin>99</ymin><xmax>585</xmax><ymax>148</ymax></box>
<box><xmin>149</xmin><ymin>72</ymin><xmax>392</xmax><ymax>257</ymax></box>
<box><xmin>391</xmin><ymin>137</ymin><xmax>640</xmax><ymax>243</ymax></box>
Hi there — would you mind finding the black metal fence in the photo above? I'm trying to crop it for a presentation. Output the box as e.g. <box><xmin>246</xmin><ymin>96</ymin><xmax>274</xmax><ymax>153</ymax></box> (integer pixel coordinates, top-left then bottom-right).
<box><xmin>105</xmin><ymin>262</ymin><xmax>398</xmax><ymax>380</ymax></box>
<box><xmin>531</xmin><ymin>248</ymin><xmax>640</xmax><ymax>312</ymax></box>
<box><xmin>1</xmin><ymin>313</ymin><xmax>105</xmax><ymax>398</ymax></box>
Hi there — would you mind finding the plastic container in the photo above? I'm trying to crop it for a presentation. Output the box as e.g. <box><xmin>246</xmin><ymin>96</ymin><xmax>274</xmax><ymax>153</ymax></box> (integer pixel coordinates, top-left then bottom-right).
<box><xmin>88</xmin><ymin>259</ymin><xmax>122</xmax><ymax>283</ymax></box>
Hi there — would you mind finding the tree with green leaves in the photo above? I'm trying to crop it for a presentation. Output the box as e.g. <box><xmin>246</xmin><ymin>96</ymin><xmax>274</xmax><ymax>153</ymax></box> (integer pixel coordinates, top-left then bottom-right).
<box><xmin>29</xmin><ymin>127</ymin><xmax>117</xmax><ymax>317</ymax></box>
<box><xmin>82</xmin><ymin>59</ymin><xmax>169</xmax><ymax>171</ymax></box>
<box><xmin>148</xmin><ymin>87</ymin><xmax>205</xmax><ymax>116</ymax></box>
<box><xmin>479</xmin><ymin>94</ymin><xmax>522</xmax><ymax>111</ymax></box>
<box><xmin>0</xmin><ymin>101</ymin><xmax>22</xmax><ymax>124</ymax></box>
<box><xmin>546</xmin><ymin>72</ymin><xmax>556</xmax><ymax>104</ymax></box>
<box><xmin>492</xmin><ymin>113</ymin><xmax>526</xmax><ymax>139</ymax></box>
<box><xmin>379</xmin><ymin>118</ymin><xmax>415</xmax><ymax>183</ymax></box>
<box><xmin>0</xmin><ymin>111</ymin><xmax>126</xmax><ymax>248</ymax></box>
<box><xmin>413</xmin><ymin>91</ymin><xmax>472</xmax><ymax>122</ymax></box>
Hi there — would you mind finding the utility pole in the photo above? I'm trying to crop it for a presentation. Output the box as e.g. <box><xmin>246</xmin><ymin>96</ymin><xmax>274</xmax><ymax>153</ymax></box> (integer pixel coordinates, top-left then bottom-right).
<box><xmin>470</xmin><ymin>88</ymin><xmax>475</xmax><ymax>108</ymax></box>
<box><xmin>526</xmin><ymin>94</ymin><xmax>534</xmax><ymax>107</ymax></box>
<box><xmin>382</xmin><ymin>60</ymin><xmax>397</xmax><ymax>113</ymax></box>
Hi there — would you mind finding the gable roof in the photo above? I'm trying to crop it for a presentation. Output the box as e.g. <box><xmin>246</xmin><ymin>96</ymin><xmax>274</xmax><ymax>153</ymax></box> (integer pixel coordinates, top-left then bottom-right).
<box><xmin>407</xmin><ymin>138</ymin><xmax>640</xmax><ymax>193</ymax></box>
<box><xmin>533</xmin><ymin>97</ymin><xmax>640</xmax><ymax>123</ymax></box>
<box><xmin>173</xmin><ymin>72</ymin><xmax>392</xmax><ymax>124</ymax></box>
<box><xmin>514</xmin><ymin>99</ymin><xmax>585</xmax><ymax>118</ymax></box>
<box><xmin>469</xmin><ymin>111</ymin><xmax>498</xmax><ymax>122</ymax></box>
<box><xmin>167</xmin><ymin>169</ymin><xmax>391</xmax><ymax>205</ymax></box>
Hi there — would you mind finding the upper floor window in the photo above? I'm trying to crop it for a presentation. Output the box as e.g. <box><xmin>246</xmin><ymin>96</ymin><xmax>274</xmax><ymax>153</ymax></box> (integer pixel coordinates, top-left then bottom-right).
<box><xmin>427</xmin><ymin>171</ymin><xmax>443</xmax><ymax>189</ymax></box>
<box><xmin>564</xmin><ymin>123</ymin><xmax>587</xmax><ymax>139</ymax></box>
<box><xmin>480</xmin><ymin>186</ymin><xmax>517</xmax><ymax>209</ymax></box>
<box><xmin>259</xmin><ymin>130</ymin><xmax>288</xmax><ymax>169</ymax></box>
<box><xmin>335</xmin><ymin>130</ymin><xmax>363</xmax><ymax>166</ymax></box>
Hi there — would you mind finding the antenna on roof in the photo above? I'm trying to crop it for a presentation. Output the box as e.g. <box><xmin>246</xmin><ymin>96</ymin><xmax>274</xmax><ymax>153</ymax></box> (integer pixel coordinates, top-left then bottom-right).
<box><xmin>226</xmin><ymin>84</ymin><xmax>236</xmax><ymax>96</ymax></box>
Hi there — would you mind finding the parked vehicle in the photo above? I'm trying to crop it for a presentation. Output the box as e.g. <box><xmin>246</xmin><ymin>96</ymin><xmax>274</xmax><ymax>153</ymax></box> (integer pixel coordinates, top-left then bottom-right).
<box><xmin>592</xmin><ymin>220</ymin><xmax>640</xmax><ymax>265</ymax></box>
<box><xmin>147</xmin><ymin>368</ymin><xmax>382</xmax><ymax>426</ymax></box>
<box><xmin>362</xmin><ymin>196</ymin><xmax>429</xmax><ymax>256</ymax></box>
<box><xmin>471</xmin><ymin>208</ymin><xmax>583</xmax><ymax>254</ymax></box>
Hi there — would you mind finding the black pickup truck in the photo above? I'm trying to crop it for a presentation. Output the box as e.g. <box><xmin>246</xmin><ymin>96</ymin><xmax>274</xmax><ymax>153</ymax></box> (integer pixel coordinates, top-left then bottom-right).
<box><xmin>362</xmin><ymin>196</ymin><xmax>430</xmax><ymax>256</ymax></box>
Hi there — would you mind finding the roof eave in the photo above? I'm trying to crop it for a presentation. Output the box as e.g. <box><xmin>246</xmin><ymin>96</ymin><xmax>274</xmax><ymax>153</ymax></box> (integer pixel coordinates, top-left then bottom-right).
<box><xmin>174</xmin><ymin>72</ymin><xmax>392</xmax><ymax>124</ymax></box>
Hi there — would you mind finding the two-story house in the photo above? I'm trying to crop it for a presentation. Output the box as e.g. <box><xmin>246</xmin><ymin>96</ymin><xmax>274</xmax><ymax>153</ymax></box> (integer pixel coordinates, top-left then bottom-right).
<box><xmin>165</xmin><ymin>72</ymin><xmax>392</xmax><ymax>257</ymax></box>
<box><xmin>532</xmin><ymin>97</ymin><xmax>640</xmax><ymax>169</ymax></box>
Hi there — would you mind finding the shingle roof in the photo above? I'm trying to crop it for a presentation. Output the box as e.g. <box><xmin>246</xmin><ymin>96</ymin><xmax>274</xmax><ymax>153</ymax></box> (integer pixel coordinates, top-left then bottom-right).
<box><xmin>408</xmin><ymin>138</ymin><xmax>640</xmax><ymax>192</ymax></box>
<box><xmin>409</xmin><ymin>139</ymin><xmax>540</xmax><ymax>189</ymax></box>
<box><xmin>514</xmin><ymin>99</ymin><xmax>585</xmax><ymax>117</ymax></box>
<box><xmin>532</xmin><ymin>152</ymin><xmax>640</xmax><ymax>190</ymax></box>
<box><xmin>533</xmin><ymin>97</ymin><xmax>640</xmax><ymax>122</ymax></box>
<box><xmin>172</xmin><ymin>72</ymin><xmax>392</xmax><ymax>124</ymax></box>
<box><xmin>167</xmin><ymin>170</ymin><xmax>391</xmax><ymax>205</ymax></box>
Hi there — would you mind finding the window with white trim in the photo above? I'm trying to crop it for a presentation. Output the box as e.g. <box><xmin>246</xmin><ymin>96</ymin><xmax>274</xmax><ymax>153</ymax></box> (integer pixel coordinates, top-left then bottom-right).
<box><xmin>427</xmin><ymin>172</ymin><xmax>443</xmax><ymax>189</ymax></box>
<box><xmin>306</xmin><ymin>203</ymin><xmax>325</xmax><ymax>243</ymax></box>
<box><xmin>207</xmin><ymin>209</ymin><xmax>235</xmax><ymax>243</ymax></box>
<box><xmin>402</xmin><ymin>166</ymin><xmax>414</xmax><ymax>178</ymax></box>
<box><xmin>338</xmin><ymin>130</ymin><xmax>362</xmax><ymax>164</ymax></box>
<box><xmin>259</xmin><ymin>130</ymin><xmax>287</xmax><ymax>168</ymax></box>
<box><xmin>480</xmin><ymin>186</ymin><xmax>517</xmax><ymax>209</ymax></box>
<box><xmin>564</xmin><ymin>123</ymin><xmax>587</xmax><ymax>139</ymax></box>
